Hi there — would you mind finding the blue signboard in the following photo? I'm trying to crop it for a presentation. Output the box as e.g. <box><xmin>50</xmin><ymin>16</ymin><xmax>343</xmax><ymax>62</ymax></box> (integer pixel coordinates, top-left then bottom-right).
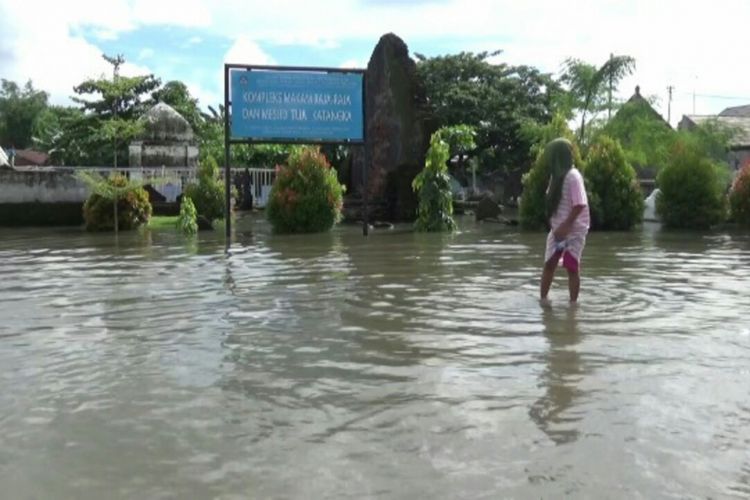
<box><xmin>230</xmin><ymin>70</ymin><xmax>364</xmax><ymax>142</ymax></box>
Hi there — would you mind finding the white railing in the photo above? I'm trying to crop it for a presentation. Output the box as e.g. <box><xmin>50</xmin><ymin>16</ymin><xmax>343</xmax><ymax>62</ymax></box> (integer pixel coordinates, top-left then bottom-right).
<box><xmin>19</xmin><ymin>166</ymin><xmax>277</xmax><ymax>207</ymax></box>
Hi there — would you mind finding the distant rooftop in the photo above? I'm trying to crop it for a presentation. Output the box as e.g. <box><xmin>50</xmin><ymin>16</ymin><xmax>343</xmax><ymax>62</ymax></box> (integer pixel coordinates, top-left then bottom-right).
<box><xmin>719</xmin><ymin>104</ymin><xmax>750</xmax><ymax>118</ymax></box>
<box><xmin>681</xmin><ymin>114</ymin><xmax>750</xmax><ymax>148</ymax></box>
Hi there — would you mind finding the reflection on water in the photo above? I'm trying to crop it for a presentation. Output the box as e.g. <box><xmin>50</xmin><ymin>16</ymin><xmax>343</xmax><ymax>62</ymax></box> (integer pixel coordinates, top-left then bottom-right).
<box><xmin>530</xmin><ymin>304</ymin><xmax>583</xmax><ymax>445</ymax></box>
<box><xmin>1</xmin><ymin>216</ymin><xmax>749</xmax><ymax>499</ymax></box>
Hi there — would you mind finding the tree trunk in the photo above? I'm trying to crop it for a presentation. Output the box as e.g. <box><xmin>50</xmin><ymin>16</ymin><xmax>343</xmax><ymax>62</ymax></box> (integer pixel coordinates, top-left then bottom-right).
<box><xmin>114</xmin><ymin>195</ymin><xmax>119</xmax><ymax>234</ymax></box>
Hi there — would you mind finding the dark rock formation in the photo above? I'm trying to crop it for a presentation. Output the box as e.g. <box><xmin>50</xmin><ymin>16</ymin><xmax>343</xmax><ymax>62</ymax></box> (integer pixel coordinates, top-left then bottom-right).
<box><xmin>349</xmin><ymin>33</ymin><xmax>436</xmax><ymax>222</ymax></box>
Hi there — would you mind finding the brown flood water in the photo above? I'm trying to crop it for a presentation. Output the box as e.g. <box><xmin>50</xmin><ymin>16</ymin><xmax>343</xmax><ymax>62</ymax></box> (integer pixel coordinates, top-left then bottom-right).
<box><xmin>1</xmin><ymin>214</ymin><xmax>749</xmax><ymax>499</ymax></box>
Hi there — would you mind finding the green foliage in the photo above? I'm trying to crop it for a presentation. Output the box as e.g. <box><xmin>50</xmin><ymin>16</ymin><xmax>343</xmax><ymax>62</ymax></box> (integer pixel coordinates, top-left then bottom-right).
<box><xmin>81</xmin><ymin>173</ymin><xmax>152</xmax><ymax>231</ymax></box>
<box><xmin>583</xmin><ymin>136</ymin><xmax>644</xmax><ymax>230</ymax></box>
<box><xmin>184</xmin><ymin>156</ymin><xmax>226</xmax><ymax>222</ymax></box>
<box><xmin>416</xmin><ymin>51</ymin><xmax>560</xmax><ymax>199</ymax></box>
<box><xmin>561</xmin><ymin>55</ymin><xmax>635</xmax><ymax>144</ymax></box>
<box><xmin>150</xmin><ymin>81</ymin><xmax>203</xmax><ymax>132</ymax></box>
<box><xmin>71</xmin><ymin>54</ymin><xmax>160</xmax><ymax>166</ymax></box>
<box><xmin>520</xmin><ymin>124</ymin><xmax>584</xmax><ymax>230</ymax></box>
<box><xmin>656</xmin><ymin>140</ymin><xmax>726</xmax><ymax>229</ymax></box>
<box><xmin>0</xmin><ymin>79</ymin><xmax>49</xmax><ymax>149</ymax></box>
<box><xmin>602</xmin><ymin>98</ymin><xmax>674</xmax><ymax>172</ymax></box>
<box><xmin>412</xmin><ymin>128</ymin><xmax>461</xmax><ymax>232</ymax></box>
<box><xmin>729</xmin><ymin>161</ymin><xmax>750</xmax><ymax>226</ymax></box>
<box><xmin>267</xmin><ymin>147</ymin><xmax>344</xmax><ymax>233</ymax></box>
<box><xmin>177</xmin><ymin>196</ymin><xmax>198</xmax><ymax>235</ymax></box>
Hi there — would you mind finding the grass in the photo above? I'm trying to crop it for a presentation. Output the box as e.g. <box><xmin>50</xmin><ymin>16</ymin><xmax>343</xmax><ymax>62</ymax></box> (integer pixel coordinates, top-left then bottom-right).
<box><xmin>148</xmin><ymin>215</ymin><xmax>179</xmax><ymax>230</ymax></box>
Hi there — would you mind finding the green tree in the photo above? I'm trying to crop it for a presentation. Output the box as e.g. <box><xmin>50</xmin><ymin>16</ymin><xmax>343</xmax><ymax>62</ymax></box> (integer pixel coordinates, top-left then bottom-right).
<box><xmin>656</xmin><ymin>139</ymin><xmax>726</xmax><ymax>229</ymax></box>
<box><xmin>519</xmin><ymin>115</ymin><xmax>581</xmax><ymax>230</ymax></box>
<box><xmin>416</xmin><ymin>51</ymin><xmax>561</xmax><ymax>200</ymax></box>
<box><xmin>150</xmin><ymin>80</ymin><xmax>203</xmax><ymax>133</ymax></box>
<box><xmin>72</xmin><ymin>54</ymin><xmax>160</xmax><ymax>166</ymax></box>
<box><xmin>412</xmin><ymin>126</ymin><xmax>474</xmax><ymax>232</ymax></box>
<box><xmin>583</xmin><ymin>135</ymin><xmax>644</xmax><ymax>230</ymax></box>
<box><xmin>0</xmin><ymin>79</ymin><xmax>49</xmax><ymax>149</ymax></box>
<box><xmin>601</xmin><ymin>95</ymin><xmax>675</xmax><ymax>173</ymax></box>
<box><xmin>561</xmin><ymin>55</ymin><xmax>635</xmax><ymax>144</ymax></box>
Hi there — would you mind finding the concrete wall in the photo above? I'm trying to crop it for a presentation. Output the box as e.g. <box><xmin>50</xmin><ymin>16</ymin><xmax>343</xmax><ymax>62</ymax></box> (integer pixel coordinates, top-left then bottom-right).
<box><xmin>0</xmin><ymin>167</ymin><xmax>89</xmax><ymax>203</ymax></box>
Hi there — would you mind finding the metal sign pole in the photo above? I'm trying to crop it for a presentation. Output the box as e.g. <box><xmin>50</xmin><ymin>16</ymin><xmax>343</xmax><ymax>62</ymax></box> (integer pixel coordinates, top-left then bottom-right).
<box><xmin>362</xmin><ymin>73</ymin><xmax>369</xmax><ymax>237</ymax></box>
<box><xmin>224</xmin><ymin>64</ymin><xmax>231</xmax><ymax>243</ymax></box>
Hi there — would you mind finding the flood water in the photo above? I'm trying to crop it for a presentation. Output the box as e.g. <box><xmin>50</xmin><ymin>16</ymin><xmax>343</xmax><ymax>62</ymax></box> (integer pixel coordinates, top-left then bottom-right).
<box><xmin>1</xmin><ymin>214</ymin><xmax>749</xmax><ymax>499</ymax></box>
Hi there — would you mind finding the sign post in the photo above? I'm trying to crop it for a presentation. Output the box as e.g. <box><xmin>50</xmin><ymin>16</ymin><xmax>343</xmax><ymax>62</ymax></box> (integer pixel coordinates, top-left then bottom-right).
<box><xmin>223</xmin><ymin>65</ymin><xmax>367</xmax><ymax>242</ymax></box>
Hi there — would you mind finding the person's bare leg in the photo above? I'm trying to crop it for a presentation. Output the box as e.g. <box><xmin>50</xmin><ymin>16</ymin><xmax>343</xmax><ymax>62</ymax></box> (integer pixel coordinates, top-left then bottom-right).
<box><xmin>540</xmin><ymin>257</ymin><xmax>559</xmax><ymax>300</ymax></box>
<box><xmin>567</xmin><ymin>270</ymin><xmax>580</xmax><ymax>302</ymax></box>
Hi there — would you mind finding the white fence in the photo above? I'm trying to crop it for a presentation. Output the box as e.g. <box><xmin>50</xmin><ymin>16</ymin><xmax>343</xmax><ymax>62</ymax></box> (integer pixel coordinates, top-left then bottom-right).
<box><xmin>41</xmin><ymin>166</ymin><xmax>277</xmax><ymax>208</ymax></box>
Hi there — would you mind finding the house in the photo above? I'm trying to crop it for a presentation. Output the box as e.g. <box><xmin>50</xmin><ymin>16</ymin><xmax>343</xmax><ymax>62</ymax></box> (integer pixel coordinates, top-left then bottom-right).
<box><xmin>11</xmin><ymin>149</ymin><xmax>50</xmax><ymax>167</ymax></box>
<box><xmin>608</xmin><ymin>86</ymin><xmax>673</xmax><ymax>195</ymax></box>
<box><xmin>679</xmin><ymin>107</ymin><xmax>750</xmax><ymax>171</ymax></box>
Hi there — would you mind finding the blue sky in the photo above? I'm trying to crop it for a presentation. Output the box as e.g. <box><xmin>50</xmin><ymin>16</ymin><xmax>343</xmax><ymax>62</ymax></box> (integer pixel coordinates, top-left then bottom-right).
<box><xmin>2</xmin><ymin>0</ymin><xmax>750</xmax><ymax>126</ymax></box>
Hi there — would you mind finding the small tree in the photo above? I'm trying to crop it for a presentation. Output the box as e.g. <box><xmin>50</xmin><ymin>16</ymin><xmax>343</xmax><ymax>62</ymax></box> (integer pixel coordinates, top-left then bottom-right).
<box><xmin>177</xmin><ymin>196</ymin><xmax>198</xmax><ymax>235</ymax></box>
<box><xmin>656</xmin><ymin>140</ymin><xmax>726</xmax><ymax>229</ymax></box>
<box><xmin>184</xmin><ymin>156</ymin><xmax>225</xmax><ymax>226</ymax></box>
<box><xmin>729</xmin><ymin>161</ymin><xmax>750</xmax><ymax>226</ymax></box>
<box><xmin>584</xmin><ymin>135</ymin><xmax>643</xmax><ymax>230</ymax></box>
<box><xmin>412</xmin><ymin>126</ymin><xmax>476</xmax><ymax>232</ymax></box>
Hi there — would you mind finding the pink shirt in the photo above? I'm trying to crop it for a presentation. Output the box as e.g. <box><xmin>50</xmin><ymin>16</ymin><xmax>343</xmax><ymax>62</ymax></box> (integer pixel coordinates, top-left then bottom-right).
<box><xmin>550</xmin><ymin>167</ymin><xmax>590</xmax><ymax>234</ymax></box>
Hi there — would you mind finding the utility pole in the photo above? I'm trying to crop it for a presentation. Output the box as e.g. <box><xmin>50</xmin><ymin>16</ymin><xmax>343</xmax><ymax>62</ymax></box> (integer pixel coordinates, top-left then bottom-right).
<box><xmin>667</xmin><ymin>85</ymin><xmax>674</xmax><ymax>124</ymax></box>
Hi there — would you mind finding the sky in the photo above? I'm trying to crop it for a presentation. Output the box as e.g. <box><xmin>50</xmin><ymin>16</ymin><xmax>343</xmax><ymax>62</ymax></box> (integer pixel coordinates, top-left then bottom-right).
<box><xmin>1</xmin><ymin>0</ymin><xmax>749</xmax><ymax>127</ymax></box>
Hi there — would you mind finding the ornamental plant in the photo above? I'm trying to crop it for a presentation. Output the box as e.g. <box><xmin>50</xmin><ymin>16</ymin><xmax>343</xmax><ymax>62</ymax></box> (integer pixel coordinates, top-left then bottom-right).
<box><xmin>184</xmin><ymin>155</ymin><xmax>225</xmax><ymax>224</ymax></box>
<box><xmin>583</xmin><ymin>135</ymin><xmax>643</xmax><ymax>230</ymax></box>
<box><xmin>656</xmin><ymin>139</ymin><xmax>726</xmax><ymax>229</ymax></box>
<box><xmin>412</xmin><ymin>126</ymin><xmax>475</xmax><ymax>232</ymax></box>
<box><xmin>80</xmin><ymin>172</ymin><xmax>152</xmax><ymax>231</ymax></box>
<box><xmin>266</xmin><ymin>146</ymin><xmax>344</xmax><ymax>233</ymax></box>
<box><xmin>177</xmin><ymin>195</ymin><xmax>198</xmax><ymax>235</ymax></box>
<box><xmin>729</xmin><ymin>160</ymin><xmax>750</xmax><ymax>226</ymax></box>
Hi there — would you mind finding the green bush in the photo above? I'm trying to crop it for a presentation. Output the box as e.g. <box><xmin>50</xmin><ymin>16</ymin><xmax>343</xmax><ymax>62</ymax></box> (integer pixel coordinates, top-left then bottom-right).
<box><xmin>520</xmin><ymin>137</ymin><xmax>585</xmax><ymax>230</ymax></box>
<box><xmin>412</xmin><ymin>127</ymin><xmax>475</xmax><ymax>232</ymax></box>
<box><xmin>583</xmin><ymin>136</ymin><xmax>644</xmax><ymax>230</ymax></box>
<box><xmin>184</xmin><ymin>156</ymin><xmax>225</xmax><ymax>222</ymax></box>
<box><xmin>266</xmin><ymin>146</ymin><xmax>344</xmax><ymax>233</ymax></box>
<box><xmin>656</xmin><ymin>140</ymin><xmax>726</xmax><ymax>229</ymax></box>
<box><xmin>177</xmin><ymin>196</ymin><xmax>198</xmax><ymax>235</ymax></box>
<box><xmin>729</xmin><ymin>161</ymin><xmax>750</xmax><ymax>226</ymax></box>
<box><xmin>82</xmin><ymin>174</ymin><xmax>152</xmax><ymax>231</ymax></box>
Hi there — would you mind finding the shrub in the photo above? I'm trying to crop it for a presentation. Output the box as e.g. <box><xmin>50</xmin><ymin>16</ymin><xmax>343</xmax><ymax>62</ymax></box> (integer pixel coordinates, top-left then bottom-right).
<box><xmin>177</xmin><ymin>196</ymin><xmax>198</xmax><ymax>235</ymax></box>
<box><xmin>412</xmin><ymin>126</ymin><xmax>475</xmax><ymax>232</ymax></box>
<box><xmin>520</xmin><ymin>138</ymin><xmax>585</xmax><ymax>230</ymax></box>
<box><xmin>266</xmin><ymin>146</ymin><xmax>344</xmax><ymax>233</ymax></box>
<box><xmin>184</xmin><ymin>156</ymin><xmax>225</xmax><ymax>223</ymax></box>
<box><xmin>583</xmin><ymin>136</ymin><xmax>644</xmax><ymax>230</ymax></box>
<box><xmin>729</xmin><ymin>161</ymin><xmax>750</xmax><ymax>226</ymax></box>
<box><xmin>656</xmin><ymin>140</ymin><xmax>726</xmax><ymax>229</ymax></box>
<box><xmin>82</xmin><ymin>174</ymin><xmax>152</xmax><ymax>231</ymax></box>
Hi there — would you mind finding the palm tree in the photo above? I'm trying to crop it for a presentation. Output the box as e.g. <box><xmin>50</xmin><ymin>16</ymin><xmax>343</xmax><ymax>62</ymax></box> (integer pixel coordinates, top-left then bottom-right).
<box><xmin>562</xmin><ymin>55</ymin><xmax>635</xmax><ymax>143</ymax></box>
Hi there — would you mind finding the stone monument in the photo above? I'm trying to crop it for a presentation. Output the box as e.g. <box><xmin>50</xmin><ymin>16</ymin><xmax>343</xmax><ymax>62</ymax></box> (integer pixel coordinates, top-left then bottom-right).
<box><xmin>129</xmin><ymin>102</ymin><xmax>198</xmax><ymax>168</ymax></box>
<box><xmin>349</xmin><ymin>33</ymin><xmax>435</xmax><ymax>221</ymax></box>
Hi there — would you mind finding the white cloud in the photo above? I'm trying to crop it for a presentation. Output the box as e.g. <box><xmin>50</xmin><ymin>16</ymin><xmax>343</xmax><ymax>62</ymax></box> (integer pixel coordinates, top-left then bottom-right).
<box><xmin>340</xmin><ymin>59</ymin><xmax>366</xmax><ymax>70</ymax></box>
<box><xmin>138</xmin><ymin>48</ymin><xmax>155</xmax><ymax>60</ymax></box>
<box><xmin>2</xmin><ymin>0</ymin><xmax>749</xmax><ymax>124</ymax></box>
<box><xmin>224</xmin><ymin>36</ymin><xmax>274</xmax><ymax>66</ymax></box>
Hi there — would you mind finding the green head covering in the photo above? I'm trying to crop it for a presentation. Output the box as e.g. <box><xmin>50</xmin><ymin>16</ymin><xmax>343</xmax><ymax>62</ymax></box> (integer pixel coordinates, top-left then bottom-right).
<box><xmin>544</xmin><ymin>138</ymin><xmax>574</xmax><ymax>219</ymax></box>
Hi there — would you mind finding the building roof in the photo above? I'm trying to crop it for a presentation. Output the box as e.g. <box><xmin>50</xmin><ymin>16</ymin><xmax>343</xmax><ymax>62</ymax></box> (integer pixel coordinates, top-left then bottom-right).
<box><xmin>680</xmin><ymin>114</ymin><xmax>750</xmax><ymax>148</ymax></box>
<box><xmin>620</xmin><ymin>85</ymin><xmax>672</xmax><ymax>128</ymax></box>
<box><xmin>139</xmin><ymin>102</ymin><xmax>194</xmax><ymax>143</ymax></box>
<box><xmin>13</xmin><ymin>149</ymin><xmax>49</xmax><ymax>166</ymax></box>
<box><xmin>719</xmin><ymin>104</ymin><xmax>750</xmax><ymax>118</ymax></box>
